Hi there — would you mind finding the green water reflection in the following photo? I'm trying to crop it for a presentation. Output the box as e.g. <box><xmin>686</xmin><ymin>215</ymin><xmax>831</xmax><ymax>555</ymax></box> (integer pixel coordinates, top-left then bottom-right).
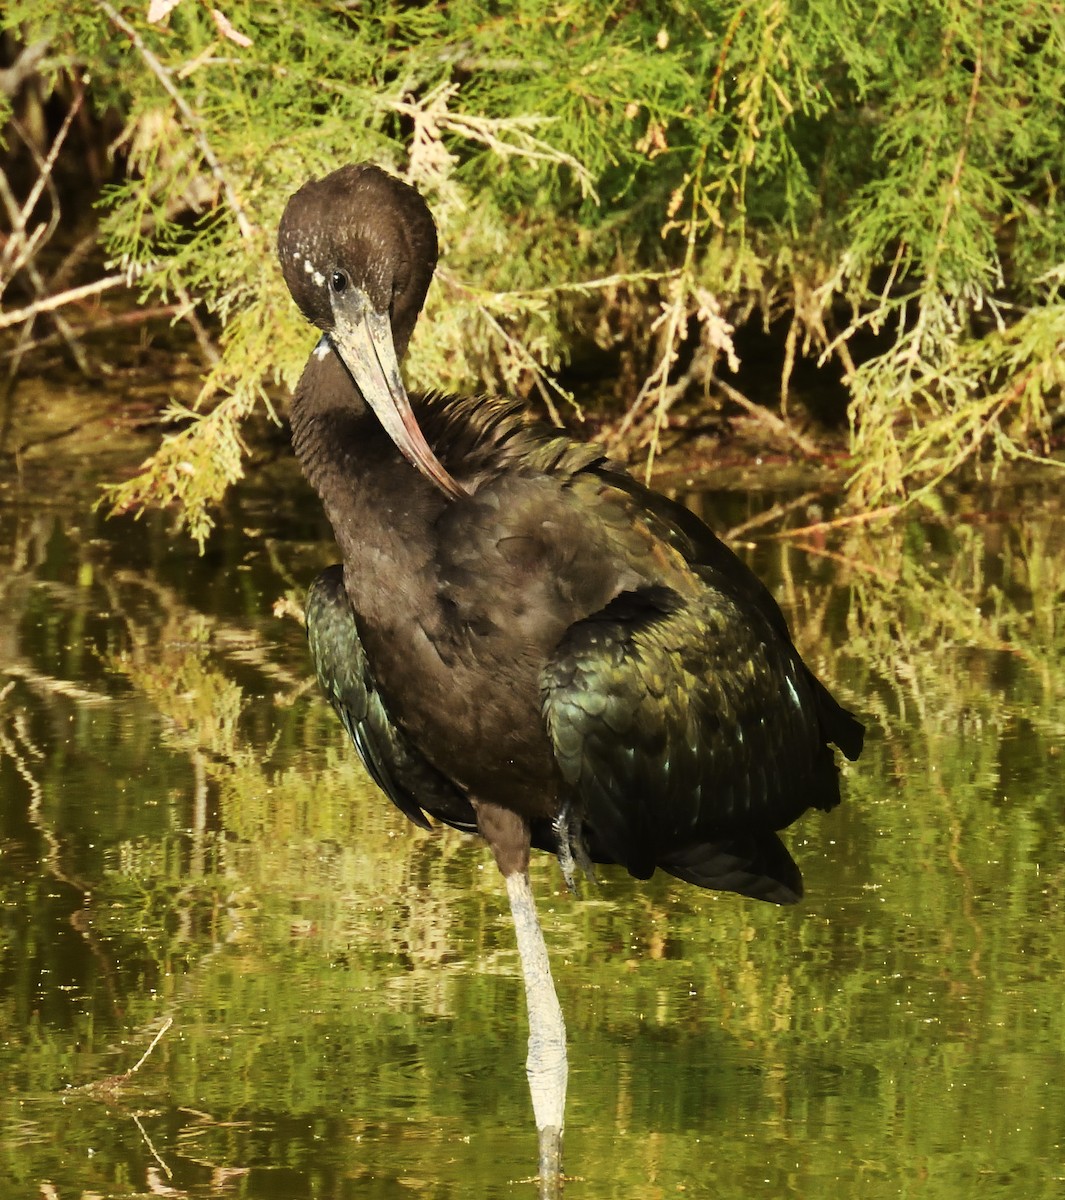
<box><xmin>1</xmin><ymin>451</ymin><xmax>1062</xmax><ymax>1199</ymax></box>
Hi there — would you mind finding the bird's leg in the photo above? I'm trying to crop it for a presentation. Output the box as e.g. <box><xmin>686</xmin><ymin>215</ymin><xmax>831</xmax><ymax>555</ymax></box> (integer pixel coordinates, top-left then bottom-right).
<box><xmin>505</xmin><ymin>869</ymin><xmax>568</xmax><ymax>1196</ymax></box>
<box><xmin>552</xmin><ymin>802</ymin><xmax>596</xmax><ymax>894</ymax></box>
<box><xmin>571</xmin><ymin>834</ymin><xmax>596</xmax><ymax>888</ymax></box>
<box><xmin>552</xmin><ymin>809</ymin><xmax>579</xmax><ymax>893</ymax></box>
<box><xmin>473</xmin><ymin>800</ymin><xmax>568</xmax><ymax>1193</ymax></box>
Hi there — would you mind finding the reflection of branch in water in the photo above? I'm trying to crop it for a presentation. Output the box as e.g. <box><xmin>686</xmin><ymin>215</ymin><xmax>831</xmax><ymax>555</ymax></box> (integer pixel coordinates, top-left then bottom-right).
<box><xmin>0</xmin><ymin>515</ymin><xmax>115</xmax><ymax>708</ymax></box>
<box><xmin>173</xmin><ymin>1108</ymin><xmax>253</xmax><ymax>1186</ymax></box>
<box><xmin>766</xmin><ymin>504</ymin><xmax>904</xmax><ymax>539</ymax></box>
<box><xmin>1</xmin><ymin>695</ymin><xmax>68</xmax><ymax>882</ymax></box>
<box><xmin>933</xmin><ymin>768</ymin><xmax>984</xmax><ymax>988</ymax></box>
<box><xmin>106</xmin><ymin>567</ymin><xmax>308</xmax><ymax>695</ymax></box>
<box><xmin>94</xmin><ymin>560</ymin><xmax>311</xmax><ymax>985</ymax></box>
<box><xmin>788</xmin><ymin>539</ymin><xmax>898</xmax><ymax>585</ymax></box>
<box><xmin>3</xmin><ymin>661</ymin><xmax>112</xmax><ymax>706</ymax></box>
<box><xmin>0</xmin><ymin>682</ymin><xmax>130</xmax><ymax>1015</ymax></box>
<box><xmin>1</xmin><ymin>702</ymin><xmax>45</xmax><ymax>812</ymax></box>
<box><xmin>736</xmin><ymin>486</ymin><xmax>1065</xmax><ymax>752</ymax></box>
<box><xmin>723</xmin><ymin>488</ymin><xmax>828</xmax><ymax>541</ymax></box>
<box><xmin>185</xmin><ymin>750</ymin><xmax>209</xmax><ymax>885</ymax></box>
<box><xmin>128</xmin><ymin>1017</ymin><xmax>175</xmax><ymax>1081</ymax></box>
<box><xmin>145</xmin><ymin>1164</ymin><xmax>187</xmax><ymax>1197</ymax></box>
<box><xmin>133</xmin><ymin>1111</ymin><xmax>176</xmax><ymax>1187</ymax></box>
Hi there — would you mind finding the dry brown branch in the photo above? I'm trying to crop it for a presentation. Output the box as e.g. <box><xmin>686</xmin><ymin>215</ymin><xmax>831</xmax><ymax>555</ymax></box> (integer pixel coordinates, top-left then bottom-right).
<box><xmin>172</xmin><ymin>282</ymin><xmax>221</xmax><ymax>365</ymax></box>
<box><xmin>0</xmin><ymin>274</ymin><xmax>127</xmax><ymax>331</ymax></box>
<box><xmin>931</xmin><ymin>28</ymin><xmax>983</xmax><ymax>276</ymax></box>
<box><xmin>0</xmin><ymin>39</ymin><xmax>50</xmax><ymax>96</ymax></box>
<box><xmin>479</xmin><ymin>306</ymin><xmax>570</xmax><ymax>425</ymax></box>
<box><xmin>0</xmin><ymin>91</ymin><xmax>102</xmax><ymax>376</ymax></box>
<box><xmin>707</xmin><ymin>5</ymin><xmax>750</xmax><ymax>115</ymax></box>
<box><xmin>0</xmin><ymin>90</ymin><xmax>83</xmax><ymax>284</ymax></box>
<box><xmin>611</xmin><ymin>274</ymin><xmax>690</xmax><ymax>459</ymax></box>
<box><xmin>0</xmin><ymin>303</ymin><xmax>186</xmax><ymax>359</ymax></box>
<box><xmin>390</xmin><ymin>82</ymin><xmax>597</xmax><ymax>200</ymax></box>
<box><xmin>715</xmin><ymin>379</ymin><xmax>822</xmax><ymax>458</ymax></box>
<box><xmin>0</xmin><ymin>207</ymin><xmax>49</xmax><ymax>288</ymax></box>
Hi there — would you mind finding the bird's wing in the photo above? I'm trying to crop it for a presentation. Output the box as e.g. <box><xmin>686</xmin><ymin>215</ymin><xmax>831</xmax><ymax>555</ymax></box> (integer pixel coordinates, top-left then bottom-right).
<box><xmin>593</xmin><ymin>466</ymin><xmax>865</xmax><ymax>763</ymax></box>
<box><xmin>541</xmin><ymin>584</ymin><xmax>842</xmax><ymax>903</ymax></box>
<box><xmin>306</xmin><ymin>565</ymin><xmax>477</xmax><ymax>835</ymax></box>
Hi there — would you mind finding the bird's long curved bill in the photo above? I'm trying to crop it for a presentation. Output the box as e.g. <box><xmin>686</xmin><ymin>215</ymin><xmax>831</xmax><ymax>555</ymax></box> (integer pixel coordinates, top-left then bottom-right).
<box><xmin>331</xmin><ymin>299</ymin><xmax>466</xmax><ymax>501</ymax></box>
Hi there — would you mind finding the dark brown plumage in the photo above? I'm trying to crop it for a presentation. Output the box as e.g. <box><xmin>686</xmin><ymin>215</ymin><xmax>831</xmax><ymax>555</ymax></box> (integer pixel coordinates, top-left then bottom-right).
<box><xmin>279</xmin><ymin>162</ymin><xmax>864</xmax><ymax>1188</ymax></box>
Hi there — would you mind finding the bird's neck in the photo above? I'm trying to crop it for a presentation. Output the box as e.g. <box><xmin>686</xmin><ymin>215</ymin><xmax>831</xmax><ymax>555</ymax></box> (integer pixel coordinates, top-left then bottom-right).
<box><xmin>290</xmin><ymin>338</ymin><xmax>370</xmax><ymax>492</ymax></box>
<box><xmin>290</xmin><ymin>341</ymin><xmax>385</xmax><ymax>542</ymax></box>
<box><xmin>289</xmin><ymin>338</ymin><xmax>442</xmax><ymax>565</ymax></box>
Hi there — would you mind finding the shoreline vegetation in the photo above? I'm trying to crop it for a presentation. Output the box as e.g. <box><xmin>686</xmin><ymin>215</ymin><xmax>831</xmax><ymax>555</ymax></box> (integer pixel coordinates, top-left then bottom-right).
<box><xmin>1</xmin><ymin>1</ymin><xmax>1062</xmax><ymax>544</ymax></box>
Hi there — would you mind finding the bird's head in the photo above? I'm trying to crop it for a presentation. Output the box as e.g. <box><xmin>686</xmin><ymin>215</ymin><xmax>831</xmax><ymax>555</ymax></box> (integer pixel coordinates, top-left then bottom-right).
<box><xmin>278</xmin><ymin>163</ymin><xmax>465</xmax><ymax>500</ymax></box>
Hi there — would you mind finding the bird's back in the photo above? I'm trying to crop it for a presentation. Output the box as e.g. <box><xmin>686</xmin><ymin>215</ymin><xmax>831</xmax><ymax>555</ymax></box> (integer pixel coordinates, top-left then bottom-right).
<box><xmin>323</xmin><ymin>390</ymin><xmax>864</xmax><ymax>902</ymax></box>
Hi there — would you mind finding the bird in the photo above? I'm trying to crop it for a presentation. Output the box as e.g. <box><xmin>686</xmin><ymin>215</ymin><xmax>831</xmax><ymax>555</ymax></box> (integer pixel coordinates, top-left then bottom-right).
<box><xmin>277</xmin><ymin>162</ymin><xmax>864</xmax><ymax>1192</ymax></box>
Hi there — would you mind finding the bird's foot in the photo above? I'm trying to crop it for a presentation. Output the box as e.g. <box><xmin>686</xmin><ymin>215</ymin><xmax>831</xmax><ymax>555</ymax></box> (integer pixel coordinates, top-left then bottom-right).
<box><xmin>552</xmin><ymin>804</ymin><xmax>596</xmax><ymax>895</ymax></box>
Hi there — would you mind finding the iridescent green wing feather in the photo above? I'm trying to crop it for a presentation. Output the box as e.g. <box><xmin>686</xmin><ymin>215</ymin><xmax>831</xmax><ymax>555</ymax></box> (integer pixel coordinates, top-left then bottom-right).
<box><xmin>541</xmin><ymin>584</ymin><xmax>839</xmax><ymax>904</ymax></box>
<box><xmin>306</xmin><ymin>565</ymin><xmax>477</xmax><ymax>835</ymax></box>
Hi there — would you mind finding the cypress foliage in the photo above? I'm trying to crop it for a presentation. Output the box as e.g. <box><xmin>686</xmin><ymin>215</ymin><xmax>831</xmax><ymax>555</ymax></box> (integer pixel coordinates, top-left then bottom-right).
<box><xmin>2</xmin><ymin>1</ymin><xmax>1062</xmax><ymax>540</ymax></box>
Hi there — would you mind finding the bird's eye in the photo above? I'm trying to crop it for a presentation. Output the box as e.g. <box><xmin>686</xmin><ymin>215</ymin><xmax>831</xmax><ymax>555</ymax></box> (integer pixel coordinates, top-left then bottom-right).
<box><xmin>331</xmin><ymin>270</ymin><xmax>348</xmax><ymax>294</ymax></box>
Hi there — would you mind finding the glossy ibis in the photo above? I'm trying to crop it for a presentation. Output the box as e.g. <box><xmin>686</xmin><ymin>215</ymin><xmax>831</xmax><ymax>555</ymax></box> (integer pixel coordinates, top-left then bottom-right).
<box><xmin>278</xmin><ymin>163</ymin><xmax>864</xmax><ymax>1191</ymax></box>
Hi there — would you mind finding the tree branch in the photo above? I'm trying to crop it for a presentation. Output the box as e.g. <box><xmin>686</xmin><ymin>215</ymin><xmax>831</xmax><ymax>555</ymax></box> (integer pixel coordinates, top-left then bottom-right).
<box><xmin>95</xmin><ymin>1</ymin><xmax>254</xmax><ymax>241</ymax></box>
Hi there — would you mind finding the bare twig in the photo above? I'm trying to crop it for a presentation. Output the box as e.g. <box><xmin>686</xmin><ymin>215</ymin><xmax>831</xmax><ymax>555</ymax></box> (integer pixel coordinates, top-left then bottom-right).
<box><xmin>0</xmin><ymin>90</ymin><xmax>83</xmax><ymax>281</ymax></box>
<box><xmin>0</xmin><ymin>89</ymin><xmax>99</xmax><ymax>377</ymax></box>
<box><xmin>47</xmin><ymin>228</ymin><xmax>100</xmax><ymax>291</ymax></box>
<box><xmin>172</xmin><ymin>283</ymin><xmax>221</xmax><ymax>366</ymax></box>
<box><xmin>0</xmin><ymin>39</ymin><xmax>50</xmax><ymax>96</ymax></box>
<box><xmin>707</xmin><ymin>5</ymin><xmax>749</xmax><ymax>115</ymax></box>
<box><xmin>0</xmin><ymin>274</ymin><xmax>127</xmax><ymax>331</ymax></box>
<box><xmin>787</xmin><ymin>540</ymin><xmax>899</xmax><ymax>584</ymax></box>
<box><xmin>390</xmin><ymin>82</ymin><xmax>597</xmax><ymax>200</ymax></box>
<box><xmin>479</xmin><ymin>307</ymin><xmax>571</xmax><ymax>424</ymax></box>
<box><xmin>0</xmin><ymin>303</ymin><xmax>186</xmax><ymax>360</ymax></box>
<box><xmin>612</xmin><ymin>284</ymin><xmax>688</xmax><ymax>450</ymax></box>
<box><xmin>715</xmin><ymin>379</ymin><xmax>822</xmax><ymax>458</ymax></box>
<box><xmin>0</xmin><ymin>205</ymin><xmax>49</xmax><ymax>288</ymax></box>
<box><xmin>436</xmin><ymin>265</ymin><xmax>669</xmax><ymax>304</ymax></box>
<box><xmin>128</xmin><ymin>1017</ymin><xmax>175</xmax><ymax>1077</ymax></box>
<box><xmin>930</xmin><ymin>30</ymin><xmax>984</xmax><ymax>283</ymax></box>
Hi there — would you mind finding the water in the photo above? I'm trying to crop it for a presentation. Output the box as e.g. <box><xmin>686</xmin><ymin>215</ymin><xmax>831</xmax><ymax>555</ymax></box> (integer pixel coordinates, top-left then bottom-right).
<box><xmin>1</xmin><ymin>441</ymin><xmax>1062</xmax><ymax>1199</ymax></box>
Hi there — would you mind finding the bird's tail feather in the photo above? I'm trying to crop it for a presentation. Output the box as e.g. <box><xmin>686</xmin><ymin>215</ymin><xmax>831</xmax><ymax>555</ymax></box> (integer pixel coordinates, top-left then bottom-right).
<box><xmin>659</xmin><ymin>831</ymin><xmax>803</xmax><ymax>905</ymax></box>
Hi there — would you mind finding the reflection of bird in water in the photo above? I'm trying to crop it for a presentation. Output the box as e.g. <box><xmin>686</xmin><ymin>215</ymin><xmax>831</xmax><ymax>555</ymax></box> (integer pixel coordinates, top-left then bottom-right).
<box><xmin>278</xmin><ymin>163</ymin><xmax>864</xmax><ymax>1193</ymax></box>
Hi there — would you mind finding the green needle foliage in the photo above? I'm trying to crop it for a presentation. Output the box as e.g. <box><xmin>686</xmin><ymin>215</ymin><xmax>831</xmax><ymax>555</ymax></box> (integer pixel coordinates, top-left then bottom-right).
<box><xmin>4</xmin><ymin>0</ymin><xmax>1063</xmax><ymax>542</ymax></box>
